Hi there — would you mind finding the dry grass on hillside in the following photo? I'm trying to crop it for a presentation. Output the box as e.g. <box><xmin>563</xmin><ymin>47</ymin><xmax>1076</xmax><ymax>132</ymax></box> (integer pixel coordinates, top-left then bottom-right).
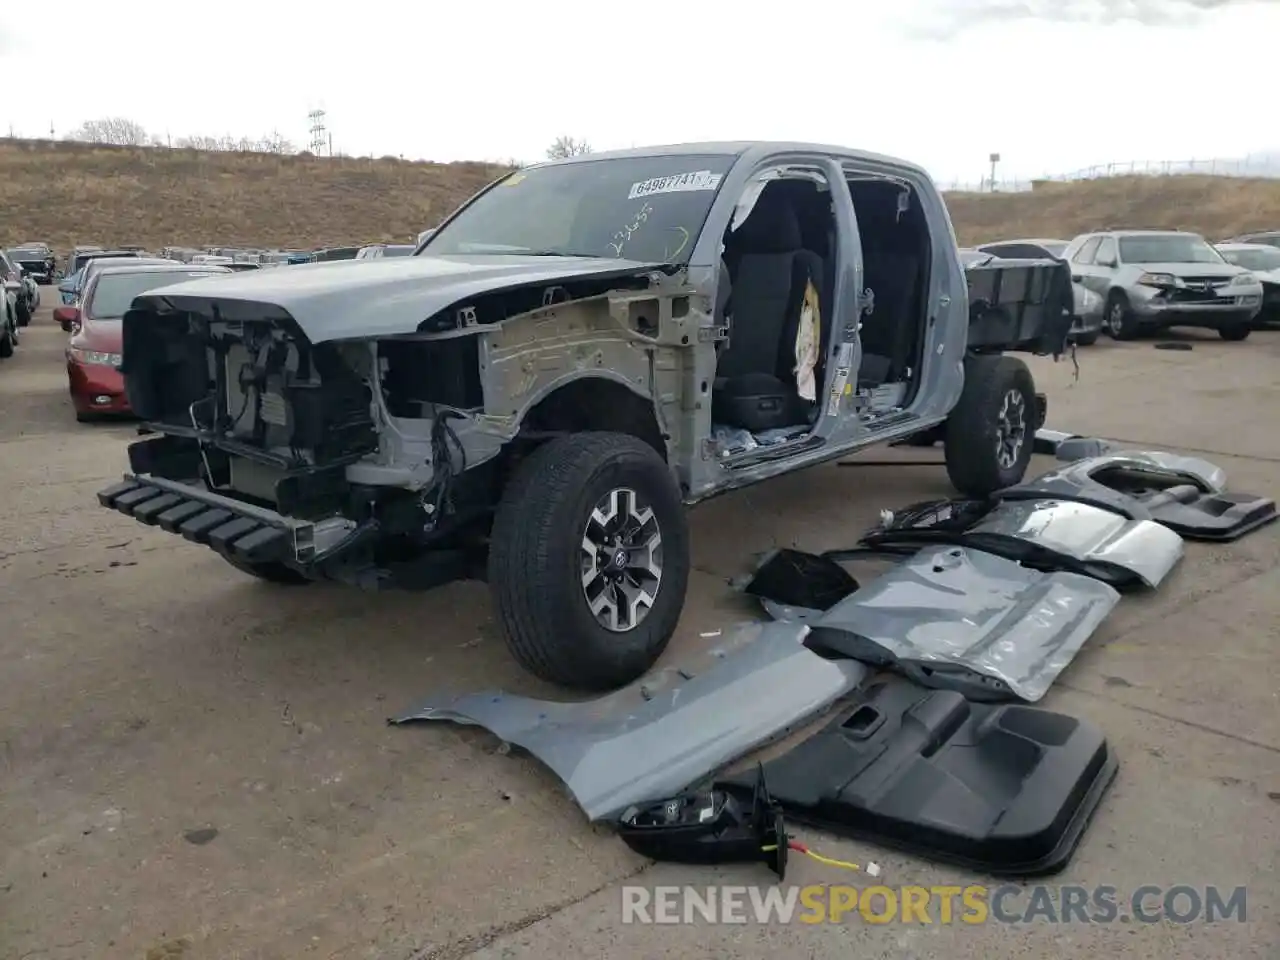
<box><xmin>5</xmin><ymin>138</ymin><xmax>1280</xmax><ymax>253</ymax></box>
<box><xmin>0</xmin><ymin>138</ymin><xmax>512</xmax><ymax>251</ymax></box>
<box><xmin>945</xmin><ymin>174</ymin><xmax>1280</xmax><ymax>244</ymax></box>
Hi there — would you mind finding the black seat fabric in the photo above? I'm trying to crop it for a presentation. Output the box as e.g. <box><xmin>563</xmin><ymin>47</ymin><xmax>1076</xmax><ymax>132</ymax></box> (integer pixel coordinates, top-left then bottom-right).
<box><xmin>858</xmin><ymin>248</ymin><xmax>921</xmax><ymax>386</ymax></box>
<box><xmin>714</xmin><ymin>191</ymin><xmax>825</xmax><ymax>432</ymax></box>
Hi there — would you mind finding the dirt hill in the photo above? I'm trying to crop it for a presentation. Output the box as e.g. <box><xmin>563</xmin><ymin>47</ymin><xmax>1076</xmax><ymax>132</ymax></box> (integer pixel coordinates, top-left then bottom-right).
<box><xmin>0</xmin><ymin>138</ymin><xmax>511</xmax><ymax>251</ymax></box>
<box><xmin>4</xmin><ymin>138</ymin><xmax>1280</xmax><ymax>253</ymax></box>
<box><xmin>946</xmin><ymin>174</ymin><xmax>1280</xmax><ymax>244</ymax></box>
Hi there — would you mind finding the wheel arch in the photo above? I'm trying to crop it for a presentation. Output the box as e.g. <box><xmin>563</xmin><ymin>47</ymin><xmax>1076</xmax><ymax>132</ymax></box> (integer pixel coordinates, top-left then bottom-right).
<box><xmin>514</xmin><ymin>373</ymin><xmax>667</xmax><ymax>461</ymax></box>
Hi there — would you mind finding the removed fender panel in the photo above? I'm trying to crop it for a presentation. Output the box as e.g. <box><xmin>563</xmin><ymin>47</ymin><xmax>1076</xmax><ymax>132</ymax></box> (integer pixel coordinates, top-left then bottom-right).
<box><xmin>390</xmin><ymin>621</ymin><xmax>867</xmax><ymax>822</ymax></box>
<box><xmin>862</xmin><ymin>497</ymin><xmax>1184</xmax><ymax>589</ymax></box>
<box><xmin>1001</xmin><ymin>451</ymin><xmax>1276</xmax><ymax>541</ymax></box>
<box><xmin>806</xmin><ymin>546</ymin><xmax>1120</xmax><ymax>702</ymax></box>
<box><xmin>717</xmin><ymin>677</ymin><xmax>1118</xmax><ymax>876</ymax></box>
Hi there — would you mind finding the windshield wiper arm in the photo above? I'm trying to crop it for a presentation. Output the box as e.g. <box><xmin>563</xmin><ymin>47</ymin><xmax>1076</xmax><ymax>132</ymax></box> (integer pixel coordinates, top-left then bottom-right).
<box><xmin>517</xmin><ymin>250</ymin><xmax>604</xmax><ymax>258</ymax></box>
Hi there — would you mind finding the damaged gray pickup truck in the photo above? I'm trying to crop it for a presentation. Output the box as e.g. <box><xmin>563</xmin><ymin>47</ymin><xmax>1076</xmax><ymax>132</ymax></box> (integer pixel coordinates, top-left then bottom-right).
<box><xmin>99</xmin><ymin>141</ymin><xmax>1072</xmax><ymax>690</ymax></box>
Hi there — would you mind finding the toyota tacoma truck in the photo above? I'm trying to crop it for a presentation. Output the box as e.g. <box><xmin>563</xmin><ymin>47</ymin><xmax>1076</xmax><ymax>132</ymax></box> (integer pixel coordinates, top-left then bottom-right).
<box><xmin>98</xmin><ymin>141</ymin><xmax>1071</xmax><ymax>691</ymax></box>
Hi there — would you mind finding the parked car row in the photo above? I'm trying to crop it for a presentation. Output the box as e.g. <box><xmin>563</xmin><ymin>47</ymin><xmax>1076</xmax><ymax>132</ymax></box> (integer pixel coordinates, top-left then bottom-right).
<box><xmin>965</xmin><ymin>228</ymin><xmax>1280</xmax><ymax>342</ymax></box>
<box><xmin>55</xmin><ymin>261</ymin><xmax>234</xmax><ymax>420</ymax></box>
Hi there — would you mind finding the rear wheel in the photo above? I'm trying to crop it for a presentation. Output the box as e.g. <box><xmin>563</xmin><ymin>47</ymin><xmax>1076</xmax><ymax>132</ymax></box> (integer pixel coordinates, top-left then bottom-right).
<box><xmin>1219</xmin><ymin>323</ymin><xmax>1251</xmax><ymax>341</ymax></box>
<box><xmin>15</xmin><ymin>299</ymin><xmax>31</xmax><ymax>328</ymax></box>
<box><xmin>489</xmin><ymin>431</ymin><xmax>689</xmax><ymax>691</ymax></box>
<box><xmin>944</xmin><ymin>354</ymin><xmax>1037</xmax><ymax>497</ymax></box>
<box><xmin>1073</xmin><ymin>329</ymin><xmax>1099</xmax><ymax>346</ymax></box>
<box><xmin>0</xmin><ymin>319</ymin><xmax>14</xmax><ymax>359</ymax></box>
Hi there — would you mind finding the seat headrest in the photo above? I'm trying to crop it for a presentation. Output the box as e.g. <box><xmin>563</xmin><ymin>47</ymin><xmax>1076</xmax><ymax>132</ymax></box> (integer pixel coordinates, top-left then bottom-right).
<box><xmin>735</xmin><ymin>190</ymin><xmax>802</xmax><ymax>253</ymax></box>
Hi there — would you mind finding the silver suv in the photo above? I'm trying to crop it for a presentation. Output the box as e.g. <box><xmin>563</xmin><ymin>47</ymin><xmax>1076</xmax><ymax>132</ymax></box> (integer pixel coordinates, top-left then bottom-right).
<box><xmin>1062</xmin><ymin>230</ymin><xmax>1261</xmax><ymax>341</ymax></box>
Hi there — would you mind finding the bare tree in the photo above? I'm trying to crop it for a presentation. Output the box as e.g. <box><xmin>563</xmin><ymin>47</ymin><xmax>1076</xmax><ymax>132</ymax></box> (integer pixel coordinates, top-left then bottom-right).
<box><xmin>255</xmin><ymin>130</ymin><xmax>294</xmax><ymax>154</ymax></box>
<box><xmin>174</xmin><ymin>134</ymin><xmax>224</xmax><ymax>151</ymax></box>
<box><xmin>174</xmin><ymin>131</ymin><xmax>295</xmax><ymax>154</ymax></box>
<box><xmin>546</xmin><ymin>135</ymin><xmax>592</xmax><ymax>160</ymax></box>
<box><xmin>66</xmin><ymin>117</ymin><xmax>151</xmax><ymax>146</ymax></box>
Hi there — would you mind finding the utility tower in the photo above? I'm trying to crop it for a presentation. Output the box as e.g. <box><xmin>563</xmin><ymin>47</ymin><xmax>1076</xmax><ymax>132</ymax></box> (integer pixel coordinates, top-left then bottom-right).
<box><xmin>308</xmin><ymin>109</ymin><xmax>328</xmax><ymax>155</ymax></box>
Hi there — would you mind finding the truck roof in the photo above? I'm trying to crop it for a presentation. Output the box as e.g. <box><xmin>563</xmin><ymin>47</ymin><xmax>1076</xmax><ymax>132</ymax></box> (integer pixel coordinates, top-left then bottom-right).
<box><xmin>535</xmin><ymin>141</ymin><xmax>930</xmax><ymax>178</ymax></box>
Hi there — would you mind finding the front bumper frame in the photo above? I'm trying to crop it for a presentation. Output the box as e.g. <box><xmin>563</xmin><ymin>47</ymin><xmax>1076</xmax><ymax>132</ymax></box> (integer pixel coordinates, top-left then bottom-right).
<box><xmin>98</xmin><ymin>474</ymin><xmax>355</xmax><ymax>567</ymax></box>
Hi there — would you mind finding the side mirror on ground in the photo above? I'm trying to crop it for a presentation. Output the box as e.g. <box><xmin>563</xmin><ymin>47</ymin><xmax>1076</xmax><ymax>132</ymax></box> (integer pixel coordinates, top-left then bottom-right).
<box><xmin>53</xmin><ymin>305</ymin><xmax>80</xmax><ymax>331</ymax></box>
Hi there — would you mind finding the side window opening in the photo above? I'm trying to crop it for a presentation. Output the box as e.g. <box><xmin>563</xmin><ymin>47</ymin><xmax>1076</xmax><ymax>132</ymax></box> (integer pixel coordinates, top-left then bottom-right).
<box><xmin>1073</xmin><ymin>237</ymin><xmax>1102</xmax><ymax>265</ymax></box>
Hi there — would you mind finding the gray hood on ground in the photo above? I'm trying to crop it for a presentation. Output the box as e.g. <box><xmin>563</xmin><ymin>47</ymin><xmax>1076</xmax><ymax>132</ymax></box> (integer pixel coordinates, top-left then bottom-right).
<box><xmin>135</xmin><ymin>253</ymin><xmax>660</xmax><ymax>343</ymax></box>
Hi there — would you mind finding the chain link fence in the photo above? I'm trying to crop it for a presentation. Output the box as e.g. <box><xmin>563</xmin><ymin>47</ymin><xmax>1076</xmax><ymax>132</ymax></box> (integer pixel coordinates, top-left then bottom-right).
<box><xmin>939</xmin><ymin>156</ymin><xmax>1280</xmax><ymax>193</ymax></box>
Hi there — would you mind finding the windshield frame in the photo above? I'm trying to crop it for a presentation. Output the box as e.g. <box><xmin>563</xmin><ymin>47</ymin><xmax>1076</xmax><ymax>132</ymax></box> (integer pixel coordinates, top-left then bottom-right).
<box><xmin>1118</xmin><ymin>234</ymin><xmax>1224</xmax><ymax>265</ymax></box>
<box><xmin>417</xmin><ymin>152</ymin><xmax>738</xmax><ymax>264</ymax></box>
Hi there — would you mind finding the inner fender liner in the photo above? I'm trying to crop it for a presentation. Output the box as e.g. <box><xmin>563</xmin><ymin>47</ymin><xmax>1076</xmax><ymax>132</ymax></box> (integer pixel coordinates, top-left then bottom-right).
<box><xmin>804</xmin><ymin>546</ymin><xmax>1120</xmax><ymax>702</ymax></box>
<box><xmin>717</xmin><ymin>677</ymin><xmax>1118</xmax><ymax>877</ymax></box>
<box><xmin>999</xmin><ymin>451</ymin><xmax>1277</xmax><ymax>542</ymax></box>
<box><xmin>389</xmin><ymin>621</ymin><xmax>867</xmax><ymax>822</ymax></box>
<box><xmin>861</xmin><ymin>497</ymin><xmax>1184</xmax><ymax>590</ymax></box>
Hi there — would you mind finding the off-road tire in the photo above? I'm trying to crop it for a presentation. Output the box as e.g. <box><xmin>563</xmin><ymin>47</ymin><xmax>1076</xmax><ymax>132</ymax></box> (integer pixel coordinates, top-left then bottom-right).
<box><xmin>1073</xmin><ymin>330</ymin><xmax>1099</xmax><ymax>346</ymax></box>
<box><xmin>1218</xmin><ymin>324</ymin><xmax>1251</xmax><ymax>342</ymax></box>
<box><xmin>944</xmin><ymin>354</ymin><xmax>1037</xmax><ymax>497</ymax></box>
<box><xmin>1104</xmin><ymin>291</ymin><xmax>1140</xmax><ymax>340</ymax></box>
<box><xmin>489</xmin><ymin>431</ymin><xmax>690</xmax><ymax>691</ymax></box>
<box><xmin>15</xmin><ymin>299</ymin><xmax>31</xmax><ymax>328</ymax></box>
<box><xmin>220</xmin><ymin>554</ymin><xmax>314</xmax><ymax>585</ymax></box>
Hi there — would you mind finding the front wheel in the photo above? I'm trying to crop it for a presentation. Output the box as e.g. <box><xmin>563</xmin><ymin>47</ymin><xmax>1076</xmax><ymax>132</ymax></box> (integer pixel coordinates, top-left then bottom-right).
<box><xmin>1219</xmin><ymin>324</ymin><xmax>1251</xmax><ymax>341</ymax></box>
<box><xmin>489</xmin><ymin>432</ymin><xmax>690</xmax><ymax>691</ymax></box>
<box><xmin>15</xmin><ymin>299</ymin><xmax>31</xmax><ymax>328</ymax></box>
<box><xmin>1073</xmin><ymin>329</ymin><xmax>1100</xmax><ymax>346</ymax></box>
<box><xmin>944</xmin><ymin>354</ymin><xmax>1037</xmax><ymax>497</ymax></box>
<box><xmin>0</xmin><ymin>323</ymin><xmax>14</xmax><ymax>359</ymax></box>
<box><xmin>1104</xmin><ymin>292</ymin><xmax>1140</xmax><ymax>340</ymax></box>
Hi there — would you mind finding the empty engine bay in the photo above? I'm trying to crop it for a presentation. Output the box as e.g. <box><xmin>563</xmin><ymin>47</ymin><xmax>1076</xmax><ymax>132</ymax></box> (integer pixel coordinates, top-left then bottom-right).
<box><xmin>123</xmin><ymin>309</ymin><xmax>510</xmax><ymax>535</ymax></box>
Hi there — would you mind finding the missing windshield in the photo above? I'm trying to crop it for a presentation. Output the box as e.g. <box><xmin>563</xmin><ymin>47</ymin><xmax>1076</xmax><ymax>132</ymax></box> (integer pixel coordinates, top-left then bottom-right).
<box><xmin>424</xmin><ymin>154</ymin><xmax>735</xmax><ymax>264</ymax></box>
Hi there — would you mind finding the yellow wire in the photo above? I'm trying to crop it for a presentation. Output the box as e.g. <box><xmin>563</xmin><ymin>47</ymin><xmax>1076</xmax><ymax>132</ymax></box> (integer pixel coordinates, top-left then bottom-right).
<box><xmin>760</xmin><ymin>844</ymin><xmax>864</xmax><ymax>872</ymax></box>
<box><xmin>801</xmin><ymin>849</ymin><xmax>863</xmax><ymax>872</ymax></box>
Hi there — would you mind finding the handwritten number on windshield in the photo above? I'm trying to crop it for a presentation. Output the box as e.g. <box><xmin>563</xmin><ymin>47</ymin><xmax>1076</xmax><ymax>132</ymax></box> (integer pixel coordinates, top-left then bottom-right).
<box><xmin>609</xmin><ymin>202</ymin><xmax>654</xmax><ymax>257</ymax></box>
<box><xmin>664</xmin><ymin>226</ymin><xmax>690</xmax><ymax>261</ymax></box>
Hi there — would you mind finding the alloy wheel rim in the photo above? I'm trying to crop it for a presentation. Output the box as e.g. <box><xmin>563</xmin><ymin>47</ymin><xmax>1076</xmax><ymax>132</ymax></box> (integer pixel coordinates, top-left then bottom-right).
<box><xmin>996</xmin><ymin>390</ymin><xmax>1027</xmax><ymax>470</ymax></box>
<box><xmin>580</xmin><ymin>487</ymin><xmax>664</xmax><ymax>632</ymax></box>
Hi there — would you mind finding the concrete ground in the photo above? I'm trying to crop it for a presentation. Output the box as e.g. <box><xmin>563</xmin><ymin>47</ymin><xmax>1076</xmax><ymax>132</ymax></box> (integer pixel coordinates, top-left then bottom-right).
<box><xmin>1</xmin><ymin>302</ymin><xmax>1276</xmax><ymax>960</ymax></box>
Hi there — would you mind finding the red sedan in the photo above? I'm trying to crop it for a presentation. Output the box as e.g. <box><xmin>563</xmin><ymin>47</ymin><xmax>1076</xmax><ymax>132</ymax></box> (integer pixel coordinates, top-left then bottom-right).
<box><xmin>58</xmin><ymin>262</ymin><xmax>231</xmax><ymax>422</ymax></box>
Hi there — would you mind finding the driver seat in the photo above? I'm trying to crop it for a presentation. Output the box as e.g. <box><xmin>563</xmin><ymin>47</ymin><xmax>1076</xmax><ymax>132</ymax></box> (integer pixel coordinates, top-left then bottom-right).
<box><xmin>714</xmin><ymin>191</ymin><xmax>825</xmax><ymax>433</ymax></box>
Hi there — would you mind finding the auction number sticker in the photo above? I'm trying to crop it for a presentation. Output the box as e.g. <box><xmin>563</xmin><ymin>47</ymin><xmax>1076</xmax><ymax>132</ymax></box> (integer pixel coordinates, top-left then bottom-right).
<box><xmin>628</xmin><ymin>170</ymin><xmax>723</xmax><ymax>199</ymax></box>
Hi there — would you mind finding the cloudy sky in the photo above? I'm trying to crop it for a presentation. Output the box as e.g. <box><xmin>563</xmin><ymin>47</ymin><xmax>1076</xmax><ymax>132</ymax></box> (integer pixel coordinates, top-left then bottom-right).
<box><xmin>1</xmin><ymin>0</ymin><xmax>1277</xmax><ymax>183</ymax></box>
